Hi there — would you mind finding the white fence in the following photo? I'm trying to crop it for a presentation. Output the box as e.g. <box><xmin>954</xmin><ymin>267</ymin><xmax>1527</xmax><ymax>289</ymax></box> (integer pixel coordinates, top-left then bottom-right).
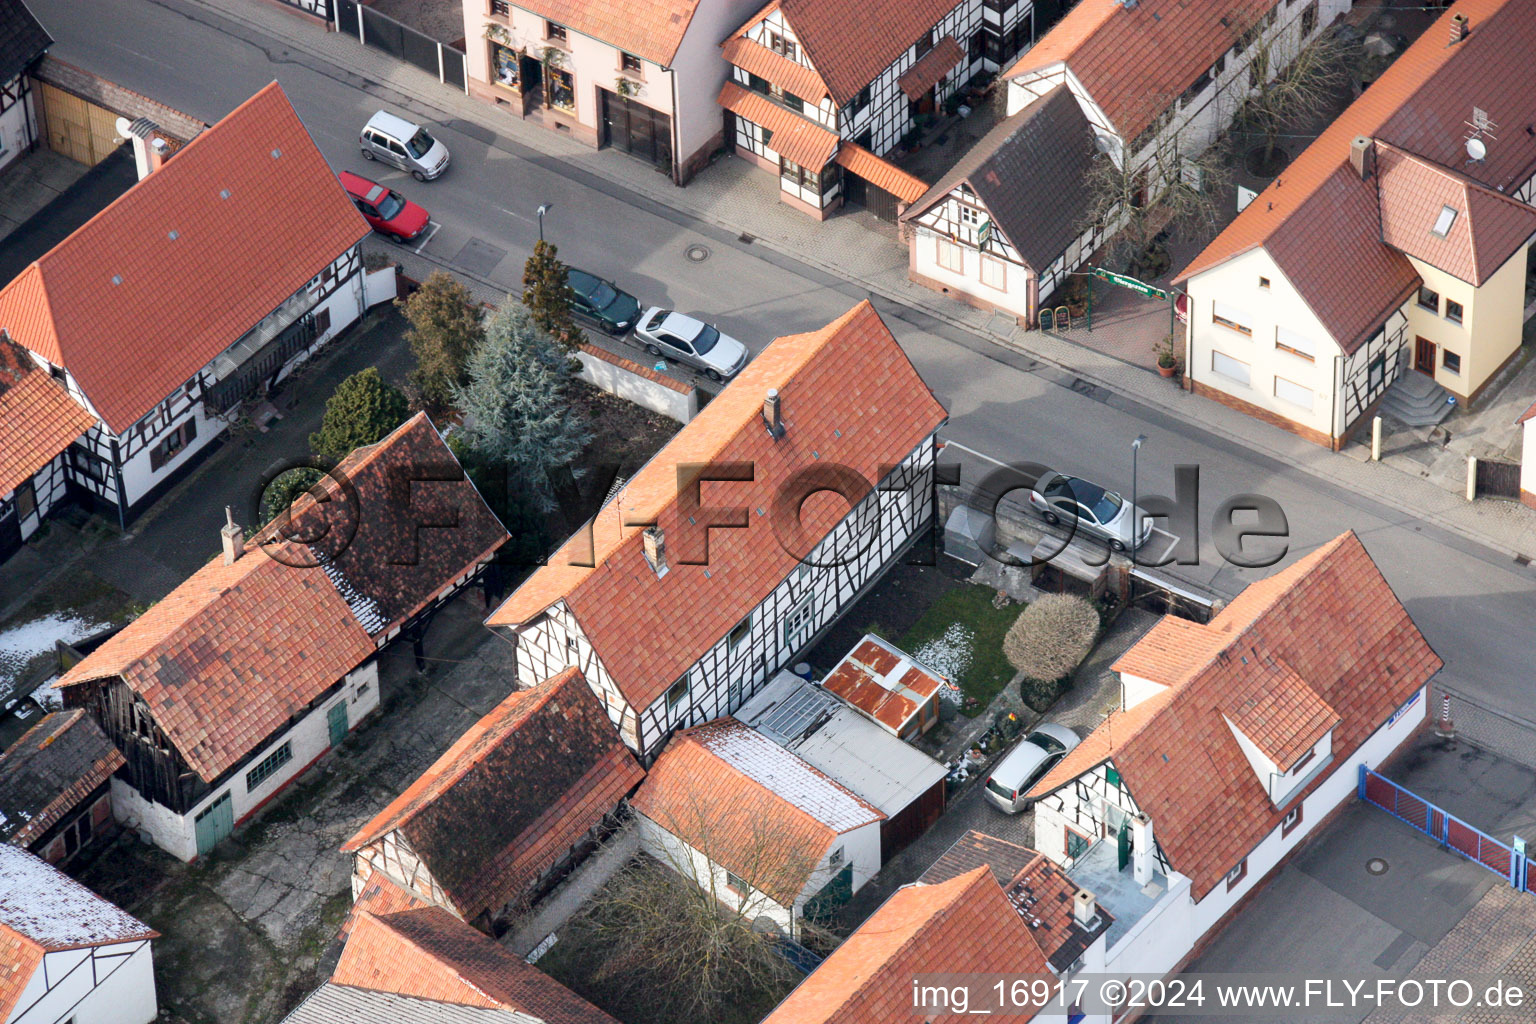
<box><xmin>577</xmin><ymin>344</ymin><xmax>697</xmax><ymax>423</ymax></box>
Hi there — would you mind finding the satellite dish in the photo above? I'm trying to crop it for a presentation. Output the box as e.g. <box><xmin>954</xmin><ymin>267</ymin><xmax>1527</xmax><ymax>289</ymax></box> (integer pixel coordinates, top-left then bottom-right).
<box><xmin>113</xmin><ymin>116</ymin><xmax>133</xmax><ymax>145</ymax></box>
<box><xmin>1466</xmin><ymin>137</ymin><xmax>1487</xmax><ymax>161</ymax></box>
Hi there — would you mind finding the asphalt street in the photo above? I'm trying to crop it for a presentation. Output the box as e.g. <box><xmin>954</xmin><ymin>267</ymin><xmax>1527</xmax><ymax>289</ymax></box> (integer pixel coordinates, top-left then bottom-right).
<box><xmin>24</xmin><ymin>0</ymin><xmax>1536</xmax><ymax>717</ymax></box>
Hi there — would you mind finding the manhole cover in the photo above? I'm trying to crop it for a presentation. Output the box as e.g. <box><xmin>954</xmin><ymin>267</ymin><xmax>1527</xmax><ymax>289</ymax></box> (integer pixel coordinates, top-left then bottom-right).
<box><xmin>685</xmin><ymin>244</ymin><xmax>711</xmax><ymax>263</ymax></box>
<box><xmin>1366</xmin><ymin>858</ymin><xmax>1389</xmax><ymax>875</ymax></box>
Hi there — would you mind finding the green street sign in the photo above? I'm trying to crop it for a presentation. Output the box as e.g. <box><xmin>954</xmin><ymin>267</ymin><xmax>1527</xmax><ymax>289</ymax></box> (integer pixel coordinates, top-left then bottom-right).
<box><xmin>1092</xmin><ymin>267</ymin><xmax>1168</xmax><ymax>301</ymax></box>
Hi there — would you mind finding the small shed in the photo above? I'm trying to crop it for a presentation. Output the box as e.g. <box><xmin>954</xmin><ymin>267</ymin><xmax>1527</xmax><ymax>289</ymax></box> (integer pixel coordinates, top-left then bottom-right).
<box><xmin>820</xmin><ymin>634</ymin><xmax>945</xmax><ymax>740</ymax></box>
<box><xmin>739</xmin><ymin>671</ymin><xmax>948</xmax><ymax>858</ymax></box>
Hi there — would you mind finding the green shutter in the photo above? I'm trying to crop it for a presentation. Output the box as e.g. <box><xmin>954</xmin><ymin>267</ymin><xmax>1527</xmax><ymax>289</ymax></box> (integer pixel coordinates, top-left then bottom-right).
<box><xmin>1105</xmin><ymin>765</ymin><xmax>1122</xmax><ymax>789</ymax></box>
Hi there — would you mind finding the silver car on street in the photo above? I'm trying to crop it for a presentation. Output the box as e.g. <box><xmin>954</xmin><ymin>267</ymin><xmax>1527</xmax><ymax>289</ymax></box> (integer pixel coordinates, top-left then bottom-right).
<box><xmin>634</xmin><ymin>308</ymin><xmax>749</xmax><ymax>382</ymax></box>
<box><xmin>1028</xmin><ymin>470</ymin><xmax>1152</xmax><ymax>552</ymax></box>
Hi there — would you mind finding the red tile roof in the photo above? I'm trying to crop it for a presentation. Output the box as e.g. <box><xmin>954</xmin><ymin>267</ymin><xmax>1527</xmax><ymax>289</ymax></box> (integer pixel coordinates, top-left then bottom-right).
<box><xmin>0</xmin><ymin>926</ymin><xmax>42</xmax><ymax>1023</ymax></box>
<box><xmin>750</xmin><ymin>0</ymin><xmax>969</xmax><ymax>108</ymax></box>
<box><xmin>762</xmin><ymin>866</ymin><xmax>1048</xmax><ymax>1023</ymax></box>
<box><xmin>0</xmin><ymin>334</ymin><xmax>94</xmax><ymax>495</ymax></box>
<box><xmin>832</xmin><ymin>143</ymin><xmax>929</xmax><ymax>204</ymax></box>
<box><xmin>340</xmin><ymin>872</ymin><xmax>431</xmax><ymax>940</ymax></box>
<box><xmin>1375</xmin><ymin>142</ymin><xmax>1536</xmax><ymax>287</ymax></box>
<box><xmin>722</xmin><ymin>35</ymin><xmax>830</xmax><ymax>105</ymax></box>
<box><xmin>57</xmin><ymin>414</ymin><xmax>505</xmax><ymax>782</ymax></box>
<box><xmin>341</xmin><ymin>668</ymin><xmax>644</xmax><ymax>922</ymax></box>
<box><xmin>503</xmin><ymin>0</ymin><xmax>703</xmax><ymax>68</ymax></box>
<box><xmin>897</xmin><ymin>35</ymin><xmax>963</xmax><ymax>102</ymax></box>
<box><xmin>0</xmin><ymin>82</ymin><xmax>368</xmax><ymax>433</ymax></box>
<box><xmin>1004</xmin><ymin>0</ymin><xmax>1275</xmax><ymax>142</ymax></box>
<box><xmin>486</xmin><ymin>302</ymin><xmax>946</xmax><ymax>712</ymax></box>
<box><xmin>718</xmin><ymin>81</ymin><xmax>839</xmax><ymax>170</ymax></box>
<box><xmin>1029</xmin><ymin>531</ymin><xmax>1442</xmax><ymax>901</ymax></box>
<box><xmin>0</xmin><ymin>710</ymin><xmax>124</xmax><ymax>849</ymax></box>
<box><xmin>821</xmin><ymin>635</ymin><xmax>945</xmax><ymax>733</ymax></box>
<box><xmin>334</xmin><ymin>908</ymin><xmax>619</xmax><ymax>1023</ymax></box>
<box><xmin>633</xmin><ymin>719</ymin><xmax>882</xmax><ymax>907</ymax></box>
<box><xmin>1176</xmin><ymin>0</ymin><xmax>1536</xmax><ymax>351</ymax></box>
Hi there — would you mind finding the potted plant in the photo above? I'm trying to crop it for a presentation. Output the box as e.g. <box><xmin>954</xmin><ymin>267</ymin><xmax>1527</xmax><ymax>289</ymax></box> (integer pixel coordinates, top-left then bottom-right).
<box><xmin>1156</xmin><ymin>333</ymin><xmax>1179</xmax><ymax>378</ymax></box>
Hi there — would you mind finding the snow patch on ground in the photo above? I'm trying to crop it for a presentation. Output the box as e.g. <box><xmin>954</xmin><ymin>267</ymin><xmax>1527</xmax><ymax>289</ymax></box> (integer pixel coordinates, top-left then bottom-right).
<box><xmin>0</xmin><ymin>612</ymin><xmax>110</xmax><ymax>684</ymax></box>
<box><xmin>911</xmin><ymin>623</ymin><xmax>974</xmax><ymax>704</ymax></box>
<box><xmin>29</xmin><ymin>676</ymin><xmax>63</xmax><ymax>712</ymax></box>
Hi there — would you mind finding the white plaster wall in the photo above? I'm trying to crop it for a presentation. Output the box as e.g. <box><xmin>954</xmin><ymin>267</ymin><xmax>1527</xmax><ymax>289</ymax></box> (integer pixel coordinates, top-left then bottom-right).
<box><xmin>913</xmin><ymin>227</ymin><xmax>1032</xmax><ymax>320</ymax></box>
<box><xmin>576</xmin><ymin>348</ymin><xmax>697</xmax><ymax>423</ymax></box>
<box><xmin>1119</xmin><ymin>673</ymin><xmax>1166</xmax><ymax>710</ymax></box>
<box><xmin>1105</xmin><ymin>685</ymin><xmax>1427</xmax><ymax>977</ymax></box>
<box><xmin>1524</xmin><ymin>419</ymin><xmax>1536</xmax><ymax>498</ymax></box>
<box><xmin>114</xmin><ymin>662</ymin><xmax>378</xmax><ymax>861</ymax></box>
<box><xmin>1185</xmin><ymin>247</ymin><xmax>1344</xmax><ymax>437</ymax></box>
<box><xmin>9</xmin><ymin>942</ymin><xmax>156</xmax><ymax>1024</ymax></box>
<box><xmin>671</xmin><ymin>0</ymin><xmax>768</xmax><ymax>162</ymax></box>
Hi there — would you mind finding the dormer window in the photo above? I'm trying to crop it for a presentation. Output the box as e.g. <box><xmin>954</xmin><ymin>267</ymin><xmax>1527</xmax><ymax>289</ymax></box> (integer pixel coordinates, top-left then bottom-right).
<box><xmin>1431</xmin><ymin>205</ymin><xmax>1457</xmax><ymax>238</ymax></box>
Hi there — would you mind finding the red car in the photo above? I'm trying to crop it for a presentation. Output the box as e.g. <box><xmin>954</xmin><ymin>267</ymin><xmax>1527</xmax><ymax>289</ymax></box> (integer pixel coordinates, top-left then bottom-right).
<box><xmin>339</xmin><ymin>170</ymin><xmax>429</xmax><ymax>243</ymax></box>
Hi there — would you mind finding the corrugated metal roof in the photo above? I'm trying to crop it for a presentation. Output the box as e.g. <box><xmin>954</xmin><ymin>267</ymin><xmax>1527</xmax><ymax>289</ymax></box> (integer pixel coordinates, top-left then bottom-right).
<box><xmin>280</xmin><ymin>984</ymin><xmax>542</xmax><ymax>1024</ymax></box>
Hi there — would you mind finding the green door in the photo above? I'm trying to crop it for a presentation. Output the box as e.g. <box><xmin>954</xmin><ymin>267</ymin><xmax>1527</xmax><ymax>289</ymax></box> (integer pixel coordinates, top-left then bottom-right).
<box><xmin>803</xmin><ymin>863</ymin><xmax>854</xmax><ymax>923</ymax></box>
<box><xmin>327</xmin><ymin>701</ymin><xmax>349</xmax><ymax>748</ymax></box>
<box><xmin>194</xmin><ymin>791</ymin><xmax>234</xmax><ymax>857</ymax></box>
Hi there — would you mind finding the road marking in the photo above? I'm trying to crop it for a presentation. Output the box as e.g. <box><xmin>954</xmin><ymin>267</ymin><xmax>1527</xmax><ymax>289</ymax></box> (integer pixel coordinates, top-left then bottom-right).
<box><xmin>413</xmin><ymin>222</ymin><xmax>442</xmax><ymax>253</ymax></box>
<box><xmin>492</xmin><ymin>204</ymin><xmax>534</xmax><ymax>225</ymax></box>
<box><xmin>938</xmin><ymin>437</ymin><xmax>1010</xmax><ymax>468</ymax></box>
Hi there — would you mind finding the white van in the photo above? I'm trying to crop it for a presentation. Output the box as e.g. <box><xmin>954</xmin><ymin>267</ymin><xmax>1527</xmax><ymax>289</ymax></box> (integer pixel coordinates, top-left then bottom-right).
<box><xmin>360</xmin><ymin>110</ymin><xmax>450</xmax><ymax>181</ymax></box>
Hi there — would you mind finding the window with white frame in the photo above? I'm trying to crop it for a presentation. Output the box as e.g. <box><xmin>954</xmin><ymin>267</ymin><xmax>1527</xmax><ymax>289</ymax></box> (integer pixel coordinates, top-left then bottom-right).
<box><xmin>936</xmin><ymin>236</ymin><xmax>963</xmax><ymax>272</ymax></box>
<box><xmin>980</xmin><ymin>255</ymin><xmax>1007</xmax><ymax>291</ymax></box>
<box><xmin>783</xmin><ymin>594</ymin><xmax>815</xmax><ymax>648</ymax></box>
<box><xmin>1274</xmin><ymin>375</ymin><xmax>1313</xmax><ymax>409</ymax></box>
<box><xmin>959</xmin><ymin>205</ymin><xmax>981</xmax><ymax>227</ymax></box>
<box><xmin>1211</xmin><ymin>351</ymin><xmax>1251</xmax><ymax>386</ymax></box>
<box><xmin>1275</xmin><ymin>326</ymin><xmax>1316</xmax><ymax>362</ymax></box>
<box><xmin>1212</xmin><ymin>301</ymin><xmax>1253</xmax><ymax>335</ymax></box>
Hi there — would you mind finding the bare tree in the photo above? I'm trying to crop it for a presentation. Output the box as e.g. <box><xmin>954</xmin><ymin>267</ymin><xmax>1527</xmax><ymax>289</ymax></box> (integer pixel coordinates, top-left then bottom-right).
<box><xmin>1078</xmin><ymin>92</ymin><xmax>1232</xmax><ymax>277</ymax></box>
<box><xmin>562</xmin><ymin>792</ymin><xmax>832</xmax><ymax>1024</ymax></box>
<box><xmin>1004</xmin><ymin>593</ymin><xmax>1100</xmax><ymax>684</ymax></box>
<box><xmin>1230</xmin><ymin>10</ymin><xmax>1355</xmax><ymax>171</ymax></box>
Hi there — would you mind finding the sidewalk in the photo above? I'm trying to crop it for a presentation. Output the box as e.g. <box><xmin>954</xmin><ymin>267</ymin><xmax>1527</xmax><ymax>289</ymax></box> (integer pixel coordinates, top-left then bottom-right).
<box><xmin>188</xmin><ymin>0</ymin><xmax>1536</xmax><ymax>562</ymax></box>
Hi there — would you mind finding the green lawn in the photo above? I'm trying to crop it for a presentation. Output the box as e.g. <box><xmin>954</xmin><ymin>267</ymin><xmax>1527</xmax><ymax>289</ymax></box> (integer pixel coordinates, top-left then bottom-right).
<box><xmin>892</xmin><ymin>583</ymin><xmax>1020</xmax><ymax>714</ymax></box>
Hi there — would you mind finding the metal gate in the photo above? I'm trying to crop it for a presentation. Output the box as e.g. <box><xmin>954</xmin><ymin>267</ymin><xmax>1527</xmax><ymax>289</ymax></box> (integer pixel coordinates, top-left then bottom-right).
<box><xmin>1473</xmin><ymin>457</ymin><xmax>1521</xmax><ymax>500</ymax></box>
<box><xmin>272</xmin><ymin>0</ymin><xmax>330</xmax><ymax>19</ymax></box>
<box><xmin>1359</xmin><ymin>766</ymin><xmax>1529</xmax><ymax>891</ymax></box>
<box><xmin>334</xmin><ymin>1</ymin><xmax>468</xmax><ymax>94</ymax></box>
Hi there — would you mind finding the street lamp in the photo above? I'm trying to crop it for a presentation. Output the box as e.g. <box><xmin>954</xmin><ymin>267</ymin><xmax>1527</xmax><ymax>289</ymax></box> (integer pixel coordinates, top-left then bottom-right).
<box><xmin>1131</xmin><ymin>435</ymin><xmax>1147</xmax><ymax>567</ymax></box>
<box><xmin>536</xmin><ymin>203</ymin><xmax>553</xmax><ymax>243</ymax></box>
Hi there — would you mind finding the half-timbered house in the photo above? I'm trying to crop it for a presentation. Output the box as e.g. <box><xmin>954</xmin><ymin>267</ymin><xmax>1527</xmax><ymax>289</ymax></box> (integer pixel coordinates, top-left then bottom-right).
<box><xmin>1176</xmin><ymin>0</ymin><xmax>1536</xmax><ymax>448</ymax></box>
<box><xmin>1024</xmin><ymin>531</ymin><xmax>1440</xmax><ymax>983</ymax></box>
<box><xmin>632</xmin><ymin>718</ymin><xmax>884</xmax><ymax>937</ymax></box>
<box><xmin>0</xmin><ymin>333</ymin><xmax>94</xmax><ymax>560</ymax></box>
<box><xmin>341</xmin><ymin>666</ymin><xmax>645</xmax><ymax>937</ymax></box>
<box><xmin>0</xmin><ymin>0</ymin><xmax>50</xmax><ymax>175</ymax></box>
<box><xmin>0</xmin><ymin>845</ymin><xmax>159</xmax><ymax>1024</ymax></box>
<box><xmin>764</xmin><ymin>841</ymin><xmax>1113</xmax><ymax>1024</ymax></box>
<box><xmin>719</xmin><ymin>0</ymin><xmax>1032</xmax><ymax>220</ymax></box>
<box><xmin>54</xmin><ymin>414</ymin><xmax>509</xmax><ymax>862</ymax></box>
<box><xmin>0</xmin><ymin>81</ymin><xmax>374</xmax><ymax>524</ymax></box>
<box><xmin>284</xmin><ymin>906</ymin><xmax>620</xmax><ymax>1024</ymax></box>
<box><xmin>901</xmin><ymin>85</ymin><xmax>1098</xmax><ymax>327</ymax></box>
<box><xmin>0</xmin><ymin>710</ymin><xmax>124</xmax><ymax>867</ymax></box>
<box><xmin>485</xmin><ymin>301</ymin><xmax>948</xmax><ymax>762</ymax></box>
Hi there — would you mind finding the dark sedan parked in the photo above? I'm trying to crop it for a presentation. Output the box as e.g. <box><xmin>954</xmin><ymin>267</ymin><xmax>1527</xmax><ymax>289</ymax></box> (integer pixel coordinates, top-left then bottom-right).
<box><xmin>568</xmin><ymin>268</ymin><xmax>641</xmax><ymax>335</ymax></box>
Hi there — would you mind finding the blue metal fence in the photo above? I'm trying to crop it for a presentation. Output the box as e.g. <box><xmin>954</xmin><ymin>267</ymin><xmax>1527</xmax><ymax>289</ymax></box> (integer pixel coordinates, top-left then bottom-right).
<box><xmin>1358</xmin><ymin>765</ymin><xmax>1529</xmax><ymax>892</ymax></box>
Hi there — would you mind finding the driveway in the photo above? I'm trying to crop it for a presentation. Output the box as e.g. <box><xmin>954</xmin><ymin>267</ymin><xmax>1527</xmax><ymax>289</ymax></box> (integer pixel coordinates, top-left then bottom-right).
<box><xmin>1167</xmin><ymin>734</ymin><xmax>1536</xmax><ymax>1023</ymax></box>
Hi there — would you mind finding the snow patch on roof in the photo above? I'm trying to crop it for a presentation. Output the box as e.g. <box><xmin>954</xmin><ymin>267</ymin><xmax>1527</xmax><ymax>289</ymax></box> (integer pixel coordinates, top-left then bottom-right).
<box><xmin>312</xmin><ymin>551</ymin><xmax>387</xmax><ymax>634</ymax></box>
<box><xmin>0</xmin><ymin>845</ymin><xmax>156</xmax><ymax>949</ymax></box>
<box><xmin>695</xmin><ymin>720</ymin><xmax>882</xmax><ymax>833</ymax></box>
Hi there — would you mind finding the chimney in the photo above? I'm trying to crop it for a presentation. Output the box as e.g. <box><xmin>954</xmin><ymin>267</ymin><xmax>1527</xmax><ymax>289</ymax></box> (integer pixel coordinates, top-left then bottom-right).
<box><xmin>1131</xmin><ymin>812</ymin><xmax>1156</xmax><ymax>886</ymax></box>
<box><xmin>220</xmin><ymin>506</ymin><xmax>243</xmax><ymax>565</ymax></box>
<box><xmin>1072</xmin><ymin>889</ymin><xmax>1099</xmax><ymax>929</ymax></box>
<box><xmin>124</xmin><ymin>118</ymin><xmax>168</xmax><ymax>180</ymax></box>
<box><xmin>642</xmin><ymin>526</ymin><xmax>668</xmax><ymax>576</ymax></box>
<box><xmin>1449</xmin><ymin>13</ymin><xmax>1469</xmax><ymax>44</ymax></box>
<box><xmin>763</xmin><ymin>388</ymin><xmax>785</xmax><ymax>440</ymax></box>
<box><xmin>1349</xmin><ymin>136</ymin><xmax>1375</xmax><ymax>181</ymax></box>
